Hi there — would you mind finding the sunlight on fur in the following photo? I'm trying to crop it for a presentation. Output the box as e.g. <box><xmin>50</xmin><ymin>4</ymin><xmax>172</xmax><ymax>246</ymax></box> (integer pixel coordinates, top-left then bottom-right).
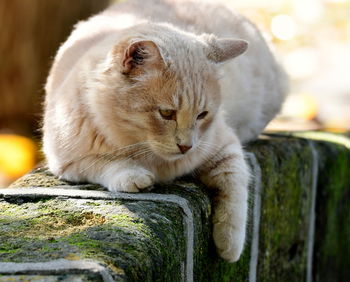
<box><xmin>43</xmin><ymin>0</ymin><xmax>288</xmax><ymax>262</ymax></box>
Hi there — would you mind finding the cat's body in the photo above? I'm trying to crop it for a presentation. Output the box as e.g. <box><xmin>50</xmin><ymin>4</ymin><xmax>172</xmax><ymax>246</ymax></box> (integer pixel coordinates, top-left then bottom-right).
<box><xmin>43</xmin><ymin>0</ymin><xmax>287</xmax><ymax>262</ymax></box>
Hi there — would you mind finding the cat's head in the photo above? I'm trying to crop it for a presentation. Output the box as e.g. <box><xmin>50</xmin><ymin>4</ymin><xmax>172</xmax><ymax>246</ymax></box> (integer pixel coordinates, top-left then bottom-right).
<box><xmin>91</xmin><ymin>24</ymin><xmax>248</xmax><ymax>160</ymax></box>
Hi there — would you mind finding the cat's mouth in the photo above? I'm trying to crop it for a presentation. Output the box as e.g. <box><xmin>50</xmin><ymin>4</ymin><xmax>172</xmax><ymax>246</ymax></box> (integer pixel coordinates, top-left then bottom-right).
<box><xmin>148</xmin><ymin>141</ymin><xmax>193</xmax><ymax>161</ymax></box>
<box><xmin>164</xmin><ymin>153</ymin><xmax>185</xmax><ymax>161</ymax></box>
<box><xmin>153</xmin><ymin>146</ymin><xmax>196</xmax><ymax>162</ymax></box>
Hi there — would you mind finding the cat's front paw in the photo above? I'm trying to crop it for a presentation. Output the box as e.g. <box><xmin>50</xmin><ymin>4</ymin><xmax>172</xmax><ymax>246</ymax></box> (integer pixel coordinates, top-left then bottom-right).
<box><xmin>213</xmin><ymin>221</ymin><xmax>245</xmax><ymax>262</ymax></box>
<box><xmin>212</xmin><ymin>204</ymin><xmax>246</xmax><ymax>262</ymax></box>
<box><xmin>106</xmin><ymin>168</ymin><xmax>155</xmax><ymax>193</ymax></box>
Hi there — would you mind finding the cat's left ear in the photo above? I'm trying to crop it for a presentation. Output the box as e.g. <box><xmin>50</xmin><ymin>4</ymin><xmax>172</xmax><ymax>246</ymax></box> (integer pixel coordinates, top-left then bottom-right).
<box><xmin>203</xmin><ymin>35</ymin><xmax>249</xmax><ymax>63</ymax></box>
<box><xmin>110</xmin><ymin>40</ymin><xmax>164</xmax><ymax>76</ymax></box>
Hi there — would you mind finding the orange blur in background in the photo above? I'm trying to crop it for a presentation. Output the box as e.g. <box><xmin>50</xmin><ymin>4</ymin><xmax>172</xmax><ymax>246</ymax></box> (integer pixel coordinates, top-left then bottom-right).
<box><xmin>0</xmin><ymin>134</ymin><xmax>37</xmax><ymax>187</ymax></box>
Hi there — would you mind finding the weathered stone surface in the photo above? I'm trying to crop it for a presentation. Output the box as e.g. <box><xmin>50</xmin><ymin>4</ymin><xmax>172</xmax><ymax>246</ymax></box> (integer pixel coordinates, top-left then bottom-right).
<box><xmin>248</xmin><ymin>136</ymin><xmax>314</xmax><ymax>281</ymax></box>
<box><xmin>3</xmin><ymin>170</ymin><xmax>258</xmax><ymax>282</ymax></box>
<box><xmin>1</xmin><ymin>132</ymin><xmax>349</xmax><ymax>281</ymax></box>
<box><xmin>0</xmin><ymin>259</ymin><xmax>114</xmax><ymax>281</ymax></box>
<box><xmin>0</xmin><ymin>186</ymin><xmax>190</xmax><ymax>281</ymax></box>
<box><xmin>310</xmin><ymin>137</ymin><xmax>350</xmax><ymax>282</ymax></box>
<box><xmin>262</xmin><ymin>132</ymin><xmax>350</xmax><ymax>282</ymax></box>
<box><xmin>9</xmin><ymin>167</ymin><xmax>104</xmax><ymax>190</ymax></box>
<box><xmin>0</xmin><ymin>274</ymin><xmax>103</xmax><ymax>282</ymax></box>
<box><xmin>5</xmin><ymin>167</ymin><xmax>257</xmax><ymax>282</ymax></box>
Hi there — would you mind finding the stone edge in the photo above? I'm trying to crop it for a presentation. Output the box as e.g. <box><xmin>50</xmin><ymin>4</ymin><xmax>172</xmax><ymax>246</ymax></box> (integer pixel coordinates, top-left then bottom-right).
<box><xmin>246</xmin><ymin>152</ymin><xmax>262</xmax><ymax>282</ymax></box>
<box><xmin>0</xmin><ymin>259</ymin><xmax>114</xmax><ymax>282</ymax></box>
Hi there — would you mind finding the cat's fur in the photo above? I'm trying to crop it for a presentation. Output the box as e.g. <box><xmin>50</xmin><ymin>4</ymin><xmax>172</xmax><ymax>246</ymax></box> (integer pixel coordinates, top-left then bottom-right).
<box><xmin>43</xmin><ymin>0</ymin><xmax>287</xmax><ymax>262</ymax></box>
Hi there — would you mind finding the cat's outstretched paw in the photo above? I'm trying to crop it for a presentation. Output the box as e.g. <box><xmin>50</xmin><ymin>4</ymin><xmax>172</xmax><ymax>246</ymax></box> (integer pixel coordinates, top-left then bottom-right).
<box><xmin>106</xmin><ymin>168</ymin><xmax>155</xmax><ymax>193</ymax></box>
<box><xmin>212</xmin><ymin>203</ymin><xmax>246</xmax><ymax>262</ymax></box>
<box><xmin>213</xmin><ymin>222</ymin><xmax>245</xmax><ymax>262</ymax></box>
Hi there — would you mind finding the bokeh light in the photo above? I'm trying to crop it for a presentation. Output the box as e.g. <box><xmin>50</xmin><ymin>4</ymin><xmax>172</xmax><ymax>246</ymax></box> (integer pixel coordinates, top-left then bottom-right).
<box><xmin>284</xmin><ymin>48</ymin><xmax>319</xmax><ymax>79</ymax></box>
<box><xmin>235</xmin><ymin>0</ymin><xmax>350</xmax><ymax>133</ymax></box>
<box><xmin>0</xmin><ymin>135</ymin><xmax>37</xmax><ymax>187</ymax></box>
<box><xmin>271</xmin><ymin>15</ymin><xmax>297</xmax><ymax>41</ymax></box>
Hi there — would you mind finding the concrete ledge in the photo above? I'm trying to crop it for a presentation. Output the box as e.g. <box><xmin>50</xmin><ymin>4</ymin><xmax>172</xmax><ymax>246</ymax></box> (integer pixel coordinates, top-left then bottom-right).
<box><xmin>1</xmin><ymin>132</ymin><xmax>349</xmax><ymax>281</ymax></box>
<box><xmin>0</xmin><ymin>259</ymin><xmax>114</xmax><ymax>281</ymax></box>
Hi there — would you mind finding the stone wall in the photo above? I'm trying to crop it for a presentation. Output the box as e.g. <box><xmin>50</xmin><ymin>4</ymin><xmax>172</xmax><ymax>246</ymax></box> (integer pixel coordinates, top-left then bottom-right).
<box><xmin>0</xmin><ymin>132</ymin><xmax>349</xmax><ymax>281</ymax></box>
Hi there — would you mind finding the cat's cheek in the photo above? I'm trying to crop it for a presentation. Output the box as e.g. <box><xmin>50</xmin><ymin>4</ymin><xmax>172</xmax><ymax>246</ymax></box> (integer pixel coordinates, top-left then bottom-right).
<box><xmin>148</xmin><ymin>114</ymin><xmax>167</xmax><ymax>136</ymax></box>
<box><xmin>199</xmin><ymin>115</ymin><xmax>214</xmax><ymax>133</ymax></box>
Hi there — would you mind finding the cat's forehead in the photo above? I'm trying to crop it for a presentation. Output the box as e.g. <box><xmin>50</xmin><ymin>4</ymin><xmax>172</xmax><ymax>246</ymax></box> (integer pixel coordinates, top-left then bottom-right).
<box><xmin>135</xmin><ymin>36</ymin><xmax>220</xmax><ymax>110</ymax></box>
<box><xmin>157</xmin><ymin>65</ymin><xmax>220</xmax><ymax>112</ymax></box>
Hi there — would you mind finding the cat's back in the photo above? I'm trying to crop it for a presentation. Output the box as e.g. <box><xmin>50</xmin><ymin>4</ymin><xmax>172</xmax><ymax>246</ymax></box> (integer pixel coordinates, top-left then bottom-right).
<box><xmin>107</xmin><ymin>0</ymin><xmax>255</xmax><ymax>38</ymax></box>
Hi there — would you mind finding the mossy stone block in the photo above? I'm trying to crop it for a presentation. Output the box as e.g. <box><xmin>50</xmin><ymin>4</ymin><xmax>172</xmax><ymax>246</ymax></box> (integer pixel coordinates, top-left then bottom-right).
<box><xmin>6</xmin><ymin>166</ymin><xmax>258</xmax><ymax>281</ymax></box>
<box><xmin>3</xmin><ymin>170</ymin><xmax>242</xmax><ymax>281</ymax></box>
<box><xmin>2</xmin><ymin>132</ymin><xmax>350</xmax><ymax>281</ymax></box>
<box><xmin>248</xmin><ymin>136</ymin><xmax>314</xmax><ymax>282</ymax></box>
<box><xmin>0</xmin><ymin>196</ymin><xmax>186</xmax><ymax>281</ymax></box>
<box><xmin>312</xmin><ymin>140</ymin><xmax>350</xmax><ymax>281</ymax></box>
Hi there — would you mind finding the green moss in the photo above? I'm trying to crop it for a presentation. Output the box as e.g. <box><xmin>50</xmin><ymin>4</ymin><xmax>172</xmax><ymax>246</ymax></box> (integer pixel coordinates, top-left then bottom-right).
<box><xmin>247</xmin><ymin>137</ymin><xmax>313</xmax><ymax>281</ymax></box>
<box><xmin>0</xmin><ymin>242</ymin><xmax>21</xmax><ymax>254</ymax></box>
<box><xmin>9</xmin><ymin>167</ymin><xmax>105</xmax><ymax>191</ymax></box>
<box><xmin>0</xmin><ymin>196</ymin><xmax>187</xmax><ymax>281</ymax></box>
<box><xmin>312</xmin><ymin>140</ymin><xmax>350</xmax><ymax>281</ymax></box>
<box><xmin>1</xmin><ymin>207</ymin><xmax>106</xmax><ymax>240</ymax></box>
<box><xmin>86</xmin><ymin>201</ymin><xmax>102</xmax><ymax>206</ymax></box>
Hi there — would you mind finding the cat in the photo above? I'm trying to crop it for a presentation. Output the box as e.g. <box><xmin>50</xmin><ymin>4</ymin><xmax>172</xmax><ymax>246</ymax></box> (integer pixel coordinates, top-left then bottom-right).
<box><xmin>43</xmin><ymin>0</ymin><xmax>288</xmax><ymax>262</ymax></box>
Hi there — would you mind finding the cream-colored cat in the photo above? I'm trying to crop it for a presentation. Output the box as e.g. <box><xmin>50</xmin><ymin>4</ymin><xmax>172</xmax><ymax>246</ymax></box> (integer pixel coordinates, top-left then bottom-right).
<box><xmin>43</xmin><ymin>0</ymin><xmax>287</xmax><ymax>262</ymax></box>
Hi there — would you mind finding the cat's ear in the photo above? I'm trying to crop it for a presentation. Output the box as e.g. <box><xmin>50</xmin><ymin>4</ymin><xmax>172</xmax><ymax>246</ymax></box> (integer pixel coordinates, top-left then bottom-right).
<box><xmin>203</xmin><ymin>35</ymin><xmax>248</xmax><ymax>63</ymax></box>
<box><xmin>110</xmin><ymin>40</ymin><xmax>164</xmax><ymax>75</ymax></box>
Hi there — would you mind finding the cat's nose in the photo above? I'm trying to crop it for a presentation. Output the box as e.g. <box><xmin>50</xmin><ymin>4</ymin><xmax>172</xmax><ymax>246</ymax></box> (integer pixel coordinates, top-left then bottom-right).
<box><xmin>177</xmin><ymin>144</ymin><xmax>192</xmax><ymax>154</ymax></box>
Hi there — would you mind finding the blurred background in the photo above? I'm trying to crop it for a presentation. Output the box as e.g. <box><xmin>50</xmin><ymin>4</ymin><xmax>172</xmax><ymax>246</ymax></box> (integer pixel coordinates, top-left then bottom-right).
<box><xmin>0</xmin><ymin>0</ymin><xmax>349</xmax><ymax>187</ymax></box>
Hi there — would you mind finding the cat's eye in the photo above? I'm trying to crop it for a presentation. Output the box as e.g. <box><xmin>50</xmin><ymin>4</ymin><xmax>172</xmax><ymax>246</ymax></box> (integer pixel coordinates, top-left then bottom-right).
<box><xmin>197</xmin><ymin>111</ymin><xmax>208</xmax><ymax>120</ymax></box>
<box><xmin>159</xmin><ymin>109</ymin><xmax>176</xmax><ymax>120</ymax></box>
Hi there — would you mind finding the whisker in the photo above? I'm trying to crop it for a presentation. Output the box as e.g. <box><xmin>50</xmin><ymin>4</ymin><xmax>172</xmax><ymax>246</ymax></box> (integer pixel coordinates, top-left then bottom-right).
<box><xmin>199</xmin><ymin>140</ymin><xmax>222</xmax><ymax>151</ymax></box>
<box><xmin>79</xmin><ymin>141</ymin><xmax>150</xmax><ymax>173</ymax></box>
<box><xmin>147</xmin><ymin>141</ymin><xmax>174</xmax><ymax>151</ymax></box>
<box><xmin>99</xmin><ymin>148</ymin><xmax>154</xmax><ymax>179</ymax></box>
<box><xmin>123</xmin><ymin>148</ymin><xmax>153</xmax><ymax>161</ymax></box>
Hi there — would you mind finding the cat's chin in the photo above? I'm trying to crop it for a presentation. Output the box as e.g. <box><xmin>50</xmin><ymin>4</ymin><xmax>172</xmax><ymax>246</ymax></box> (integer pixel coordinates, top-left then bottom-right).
<box><xmin>154</xmin><ymin>152</ymin><xmax>185</xmax><ymax>162</ymax></box>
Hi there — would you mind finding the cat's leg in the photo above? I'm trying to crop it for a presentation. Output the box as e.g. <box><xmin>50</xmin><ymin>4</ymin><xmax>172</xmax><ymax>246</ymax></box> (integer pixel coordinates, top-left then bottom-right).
<box><xmin>198</xmin><ymin>140</ymin><xmax>250</xmax><ymax>262</ymax></box>
<box><xmin>57</xmin><ymin>157</ymin><xmax>155</xmax><ymax>193</ymax></box>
